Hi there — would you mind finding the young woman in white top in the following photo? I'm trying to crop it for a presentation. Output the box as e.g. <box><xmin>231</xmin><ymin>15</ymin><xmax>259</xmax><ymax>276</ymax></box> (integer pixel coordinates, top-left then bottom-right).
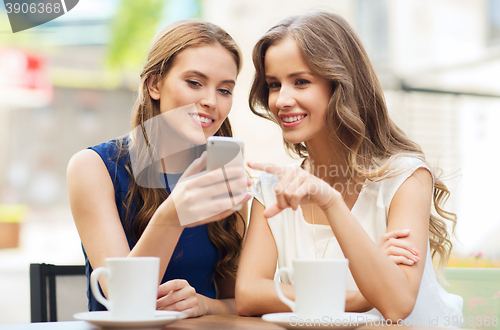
<box><xmin>235</xmin><ymin>11</ymin><xmax>463</xmax><ymax>326</ymax></box>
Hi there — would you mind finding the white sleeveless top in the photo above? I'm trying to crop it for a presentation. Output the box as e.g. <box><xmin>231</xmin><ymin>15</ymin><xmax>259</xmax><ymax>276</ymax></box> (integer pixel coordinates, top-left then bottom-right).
<box><xmin>252</xmin><ymin>157</ymin><xmax>463</xmax><ymax>327</ymax></box>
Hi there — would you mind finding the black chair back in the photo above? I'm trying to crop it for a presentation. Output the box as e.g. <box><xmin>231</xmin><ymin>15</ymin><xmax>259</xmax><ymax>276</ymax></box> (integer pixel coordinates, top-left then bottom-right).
<box><xmin>30</xmin><ymin>263</ymin><xmax>87</xmax><ymax>322</ymax></box>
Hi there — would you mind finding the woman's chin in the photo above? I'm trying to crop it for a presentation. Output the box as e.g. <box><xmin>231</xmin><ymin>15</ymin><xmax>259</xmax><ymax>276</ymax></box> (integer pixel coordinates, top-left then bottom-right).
<box><xmin>181</xmin><ymin>129</ymin><xmax>218</xmax><ymax>146</ymax></box>
<box><xmin>171</xmin><ymin>130</ymin><xmax>207</xmax><ymax>147</ymax></box>
<box><xmin>282</xmin><ymin>134</ymin><xmax>305</xmax><ymax>145</ymax></box>
<box><xmin>190</xmin><ymin>134</ymin><xmax>209</xmax><ymax>146</ymax></box>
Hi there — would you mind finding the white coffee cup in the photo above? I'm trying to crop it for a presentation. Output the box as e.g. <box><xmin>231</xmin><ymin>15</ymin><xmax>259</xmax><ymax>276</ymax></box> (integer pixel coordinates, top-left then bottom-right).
<box><xmin>275</xmin><ymin>258</ymin><xmax>348</xmax><ymax>319</ymax></box>
<box><xmin>90</xmin><ymin>257</ymin><xmax>160</xmax><ymax>320</ymax></box>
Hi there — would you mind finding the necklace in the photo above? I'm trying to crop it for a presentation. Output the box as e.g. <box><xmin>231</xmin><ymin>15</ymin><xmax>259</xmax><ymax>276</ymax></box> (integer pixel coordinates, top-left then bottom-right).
<box><xmin>311</xmin><ymin>174</ymin><xmax>351</xmax><ymax>259</ymax></box>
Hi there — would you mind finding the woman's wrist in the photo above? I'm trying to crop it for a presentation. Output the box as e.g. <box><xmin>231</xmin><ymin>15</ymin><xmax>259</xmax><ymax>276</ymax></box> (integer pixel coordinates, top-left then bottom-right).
<box><xmin>154</xmin><ymin>197</ymin><xmax>182</xmax><ymax>227</ymax></box>
<box><xmin>197</xmin><ymin>294</ymin><xmax>237</xmax><ymax>315</ymax></box>
<box><xmin>197</xmin><ymin>293</ymin><xmax>210</xmax><ymax>315</ymax></box>
<box><xmin>319</xmin><ymin>185</ymin><xmax>343</xmax><ymax>212</ymax></box>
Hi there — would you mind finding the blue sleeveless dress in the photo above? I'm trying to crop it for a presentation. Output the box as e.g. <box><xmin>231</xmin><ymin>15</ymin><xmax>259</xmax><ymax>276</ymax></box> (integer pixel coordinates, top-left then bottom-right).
<box><xmin>84</xmin><ymin>138</ymin><xmax>219</xmax><ymax>311</ymax></box>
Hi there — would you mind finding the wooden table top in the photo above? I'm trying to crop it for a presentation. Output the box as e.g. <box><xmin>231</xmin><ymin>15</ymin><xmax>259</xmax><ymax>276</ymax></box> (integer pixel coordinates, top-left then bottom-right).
<box><xmin>0</xmin><ymin>314</ymin><xmax>464</xmax><ymax>330</ymax></box>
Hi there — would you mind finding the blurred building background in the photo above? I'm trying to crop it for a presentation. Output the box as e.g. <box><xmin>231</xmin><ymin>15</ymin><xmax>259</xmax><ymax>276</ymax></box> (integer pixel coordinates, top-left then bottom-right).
<box><xmin>0</xmin><ymin>0</ymin><xmax>499</xmax><ymax>324</ymax></box>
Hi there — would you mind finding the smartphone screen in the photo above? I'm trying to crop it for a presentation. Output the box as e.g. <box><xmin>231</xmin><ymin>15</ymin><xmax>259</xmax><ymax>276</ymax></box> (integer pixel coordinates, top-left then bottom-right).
<box><xmin>206</xmin><ymin>137</ymin><xmax>244</xmax><ymax>171</ymax></box>
<box><xmin>206</xmin><ymin>137</ymin><xmax>245</xmax><ymax>211</ymax></box>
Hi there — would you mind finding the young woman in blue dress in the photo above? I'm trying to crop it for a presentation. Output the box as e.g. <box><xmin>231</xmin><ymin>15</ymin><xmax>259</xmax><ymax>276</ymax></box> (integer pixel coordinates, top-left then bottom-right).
<box><xmin>236</xmin><ymin>11</ymin><xmax>462</xmax><ymax>325</ymax></box>
<box><xmin>67</xmin><ymin>20</ymin><xmax>251</xmax><ymax>317</ymax></box>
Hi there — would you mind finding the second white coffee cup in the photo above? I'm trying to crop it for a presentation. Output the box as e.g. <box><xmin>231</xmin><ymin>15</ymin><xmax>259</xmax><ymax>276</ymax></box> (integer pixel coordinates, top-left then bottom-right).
<box><xmin>275</xmin><ymin>258</ymin><xmax>348</xmax><ymax>319</ymax></box>
<box><xmin>90</xmin><ymin>257</ymin><xmax>160</xmax><ymax>320</ymax></box>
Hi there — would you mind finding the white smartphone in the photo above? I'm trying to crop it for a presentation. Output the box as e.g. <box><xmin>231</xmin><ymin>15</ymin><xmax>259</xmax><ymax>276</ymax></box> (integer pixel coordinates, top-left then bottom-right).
<box><xmin>206</xmin><ymin>136</ymin><xmax>245</xmax><ymax>211</ymax></box>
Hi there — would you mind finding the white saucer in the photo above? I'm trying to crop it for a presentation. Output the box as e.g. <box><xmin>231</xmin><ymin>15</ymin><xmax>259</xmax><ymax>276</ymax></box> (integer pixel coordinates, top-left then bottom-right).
<box><xmin>262</xmin><ymin>312</ymin><xmax>381</xmax><ymax>330</ymax></box>
<box><xmin>73</xmin><ymin>311</ymin><xmax>187</xmax><ymax>329</ymax></box>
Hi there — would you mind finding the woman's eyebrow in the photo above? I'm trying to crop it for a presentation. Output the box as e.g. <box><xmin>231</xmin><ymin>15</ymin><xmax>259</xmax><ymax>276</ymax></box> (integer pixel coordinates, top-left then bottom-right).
<box><xmin>185</xmin><ymin>70</ymin><xmax>235</xmax><ymax>85</ymax></box>
<box><xmin>288</xmin><ymin>71</ymin><xmax>314</xmax><ymax>78</ymax></box>
<box><xmin>265</xmin><ymin>71</ymin><xmax>314</xmax><ymax>80</ymax></box>
<box><xmin>185</xmin><ymin>70</ymin><xmax>208</xmax><ymax>79</ymax></box>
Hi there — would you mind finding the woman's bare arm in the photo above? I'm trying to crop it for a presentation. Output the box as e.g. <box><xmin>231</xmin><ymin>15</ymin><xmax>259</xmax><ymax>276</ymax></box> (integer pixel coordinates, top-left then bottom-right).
<box><xmin>67</xmin><ymin>149</ymin><xmax>184</xmax><ymax>295</ymax></box>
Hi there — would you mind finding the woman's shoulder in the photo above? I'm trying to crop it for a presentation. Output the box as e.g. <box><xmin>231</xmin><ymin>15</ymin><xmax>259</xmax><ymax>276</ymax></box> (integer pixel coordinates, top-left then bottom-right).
<box><xmin>67</xmin><ymin>148</ymin><xmax>115</xmax><ymax>196</ymax></box>
<box><xmin>68</xmin><ymin>148</ymin><xmax>106</xmax><ymax>176</ymax></box>
<box><xmin>384</xmin><ymin>155</ymin><xmax>432</xmax><ymax>185</ymax></box>
<box><xmin>87</xmin><ymin>137</ymin><xmax>129</xmax><ymax>169</ymax></box>
<box><xmin>390</xmin><ymin>155</ymin><xmax>430</xmax><ymax>171</ymax></box>
<box><xmin>68</xmin><ymin>137</ymin><xmax>130</xmax><ymax>183</ymax></box>
<box><xmin>370</xmin><ymin>155</ymin><xmax>430</xmax><ymax>183</ymax></box>
<box><xmin>370</xmin><ymin>155</ymin><xmax>432</xmax><ymax>207</ymax></box>
<box><xmin>68</xmin><ymin>138</ymin><xmax>124</xmax><ymax>173</ymax></box>
<box><xmin>88</xmin><ymin>137</ymin><xmax>128</xmax><ymax>160</ymax></box>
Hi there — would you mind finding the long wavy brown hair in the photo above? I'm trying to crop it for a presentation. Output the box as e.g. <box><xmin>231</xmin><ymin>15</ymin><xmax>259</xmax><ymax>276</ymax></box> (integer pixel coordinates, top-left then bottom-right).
<box><xmin>249</xmin><ymin>11</ymin><xmax>457</xmax><ymax>275</ymax></box>
<box><xmin>117</xmin><ymin>20</ymin><xmax>245</xmax><ymax>280</ymax></box>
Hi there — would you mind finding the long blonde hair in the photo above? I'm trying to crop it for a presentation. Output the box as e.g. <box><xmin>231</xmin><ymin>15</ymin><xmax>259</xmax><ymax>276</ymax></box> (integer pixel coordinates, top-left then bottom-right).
<box><xmin>119</xmin><ymin>20</ymin><xmax>244</xmax><ymax>279</ymax></box>
<box><xmin>249</xmin><ymin>11</ymin><xmax>456</xmax><ymax>274</ymax></box>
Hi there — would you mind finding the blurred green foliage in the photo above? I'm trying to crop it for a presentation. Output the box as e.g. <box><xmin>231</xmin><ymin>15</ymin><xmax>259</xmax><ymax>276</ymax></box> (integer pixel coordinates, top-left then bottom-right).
<box><xmin>106</xmin><ymin>0</ymin><xmax>203</xmax><ymax>71</ymax></box>
<box><xmin>106</xmin><ymin>0</ymin><xmax>166</xmax><ymax>71</ymax></box>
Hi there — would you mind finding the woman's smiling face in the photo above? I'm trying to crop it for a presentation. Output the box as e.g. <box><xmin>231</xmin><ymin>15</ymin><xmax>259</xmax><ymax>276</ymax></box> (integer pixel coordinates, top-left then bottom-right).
<box><xmin>148</xmin><ymin>43</ymin><xmax>238</xmax><ymax>145</ymax></box>
<box><xmin>265</xmin><ymin>35</ymin><xmax>332</xmax><ymax>145</ymax></box>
